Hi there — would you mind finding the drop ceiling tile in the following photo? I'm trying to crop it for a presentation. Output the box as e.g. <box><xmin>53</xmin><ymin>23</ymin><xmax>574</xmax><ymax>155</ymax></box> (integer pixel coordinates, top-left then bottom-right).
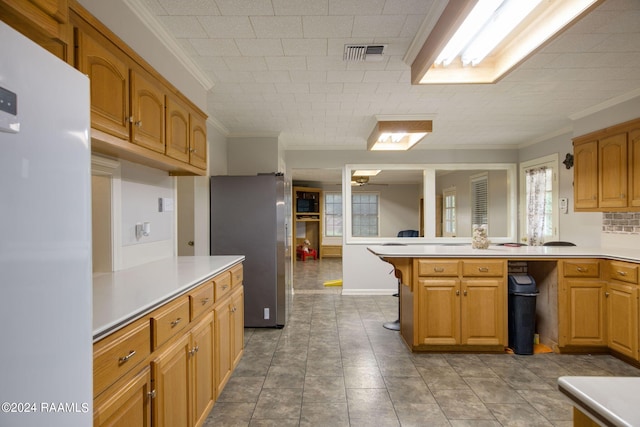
<box><xmin>352</xmin><ymin>15</ymin><xmax>407</xmax><ymax>37</ymax></box>
<box><xmin>253</xmin><ymin>70</ymin><xmax>291</xmax><ymax>83</ymax></box>
<box><xmin>290</xmin><ymin>70</ymin><xmax>328</xmax><ymax>83</ymax></box>
<box><xmin>265</xmin><ymin>56</ymin><xmax>307</xmax><ymax>70</ymax></box>
<box><xmin>306</xmin><ymin>56</ymin><xmax>348</xmax><ymax>71</ymax></box>
<box><xmin>342</xmin><ymin>82</ymin><xmax>379</xmax><ymax>93</ymax></box>
<box><xmin>272</xmin><ymin>0</ymin><xmax>328</xmax><ymax>15</ymax></box>
<box><xmin>235</xmin><ymin>39</ymin><xmax>284</xmax><ymax>56</ymax></box>
<box><xmin>382</xmin><ymin>0</ymin><xmax>434</xmax><ymax>15</ymax></box>
<box><xmin>328</xmin><ymin>0</ymin><xmax>385</xmax><ymax>16</ymax></box>
<box><xmin>274</xmin><ymin>83</ymin><xmax>310</xmax><ymax>93</ymax></box>
<box><xmin>158</xmin><ymin>16</ymin><xmax>208</xmax><ymax>38</ymax></box>
<box><xmin>327</xmin><ymin>70</ymin><xmax>365</xmax><ymax>83</ymax></box>
<box><xmin>196</xmin><ymin>56</ymin><xmax>230</xmax><ymax>72</ymax></box>
<box><xmin>302</xmin><ymin>16</ymin><xmax>354</xmax><ymax>38</ymax></box>
<box><xmin>282</xmin><ymin>38</ymin><xmax>327</xmax><ymax>56</ymax></box>
<box><xmin>198</xmin><ymin>16</ymin><xmax>255</xmax><ymax>38</ymax></box>
<box><xmin>310</xmin><ymin>83</ymin><xmax>344</xmax><ymax>93</ymax></box>
<box><xmin>224</xmin><ymin>56</ymin><xmax>268</xmax><ymax>71</ymax></box>
<box><xmin>141</xmin><ymin>0</ymin><xmax>169</xmax><ymax>15</ymax></box>
<box><xmin>211</xmin><ymin>69</ymin><xmax>256</xmax><ymax>82</ymax></box>
<box><xmin>157</xmin><ymin>0</ymin><xmax>218</xmax><ymax>15</ymax></box>
<box><xmin>250</xmin><ymin>16</ymin><xmax>303</xmax><ymax>38</ymax></box>
<box><xmin>214</xmin><ymin>0</ymin><xmax>274</xmax><ymax>15</ymax></box>
<box><xmin>346</xmin><ymin>60</ymin><xmax>389</xmax><ymax>71</ymax></box>
<box><xmin>190</xmin><ymin>38</ymin><xmax>240</xmax><ymax>56</ymax></box>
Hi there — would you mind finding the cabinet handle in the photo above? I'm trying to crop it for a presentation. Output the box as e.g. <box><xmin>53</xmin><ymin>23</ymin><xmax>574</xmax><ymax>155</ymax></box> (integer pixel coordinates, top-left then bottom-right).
<box><xmin>222</xmin><ymin>285</ymin><xmax>229</xmax><ymax>290</ymax></box>
<box><xmin>576</xmin><ymin>267</ymin><xmax>586</xmax><ymax>272</ymax></box>
<box><xmin>617</xmin><ymin>271</ymin><xmax>627</xmax><ymax>276</ymax></box>
<box><xmin>134</xmin><ymin>120</ymin><xmax>142</xmax><ymax>127</ymax></box>
<box><xmin>118</xmin><ymin>350</ymin><xmax>136</xmax><ymax>365</ymax></box>
<box><xmin>170</xmin><ymin>318</ymin><xmax>182</xmax><ymax>327</ymax></box>
<box><xmin>128</xmin><ymin>116</ymin><xmax>133</xmax><ymax>123</ymax></box>
<box><xmin>605</xmin><ymin>292</ymin><xmax>610</xmax><ymax>297</ymax></box>
<box><xmin>456</xmin><ymin>290</ymin><xmax>460</xmax><ymax>296</ymax></box>
<box><xmin>433</xmin><ymin>267</ymin><xmax>444</xmax><ymax>273</ymax></box>
<box><xmin>478</xmin><ymin>267</ymin><xmax>489</xmax><ymax>272</ymax></box>
<box><xmin>148</xmin><ymin>389</ymin><xmax>156</xmax><ymax>399</ymax></box>
<box><xmin>463</xmin><ymin>290</ymin><xmax>468</xmax><ymax>296</ymax></box>
<box><xmin>201</xmin><ymin>298</ymin><xmax>210</xmax><ymax>305</ymax></box>
<box><xmin>231</xmin><ymin>306</ymin><xmax>237</xmax><ymax>313</ymax></box>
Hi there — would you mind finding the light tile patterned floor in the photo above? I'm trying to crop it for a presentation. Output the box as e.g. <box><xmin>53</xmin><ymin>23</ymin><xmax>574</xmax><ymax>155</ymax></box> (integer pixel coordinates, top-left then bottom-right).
<box><xmin>204</xmin><ymin>259</ymin><xmax>640</xmax><ymax>426</ymax></box>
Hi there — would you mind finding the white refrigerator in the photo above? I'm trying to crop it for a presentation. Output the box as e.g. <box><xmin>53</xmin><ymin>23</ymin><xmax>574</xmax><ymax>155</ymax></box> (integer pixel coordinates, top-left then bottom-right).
<box><xmin>0</xmin><ymin>22</ymin><xmax>93</xmax><ymax>427</ymax></box>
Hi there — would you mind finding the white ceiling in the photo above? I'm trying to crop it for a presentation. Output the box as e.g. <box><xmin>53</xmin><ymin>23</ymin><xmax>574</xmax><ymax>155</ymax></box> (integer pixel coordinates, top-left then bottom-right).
<box><xmin>132</xmin><ymin>0</ymin><xmax>640</xmax><ymax>163</ymax></box>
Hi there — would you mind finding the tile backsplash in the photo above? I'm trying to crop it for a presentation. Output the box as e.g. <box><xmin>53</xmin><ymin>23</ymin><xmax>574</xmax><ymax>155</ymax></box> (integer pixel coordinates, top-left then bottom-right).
<box><xmin>602</xmin><ymin>212</ymin><xmax>640</xmax><ymax>234</ymax></box>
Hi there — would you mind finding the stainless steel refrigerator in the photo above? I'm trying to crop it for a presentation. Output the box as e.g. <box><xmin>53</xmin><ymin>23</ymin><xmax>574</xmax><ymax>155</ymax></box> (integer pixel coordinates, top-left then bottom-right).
<box><xmin>210</xmin><ymin>174</ymin><xmax>291</xmax><ymax>327</ymax></box>
<box><xmin>0</xmin><ymin>22</ymin><xmax>92</xmax><ymax>426</ymax></box>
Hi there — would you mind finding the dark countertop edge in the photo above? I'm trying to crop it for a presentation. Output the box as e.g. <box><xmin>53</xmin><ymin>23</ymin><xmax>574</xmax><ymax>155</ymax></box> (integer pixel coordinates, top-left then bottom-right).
<box><xmin>93</xmin><ymin>258</ymin><xmax>244</xmax><ymax>342</ymax></box>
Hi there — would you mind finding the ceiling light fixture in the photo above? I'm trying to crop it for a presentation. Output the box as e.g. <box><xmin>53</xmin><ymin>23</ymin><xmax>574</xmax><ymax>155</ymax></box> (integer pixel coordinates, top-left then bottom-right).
<box><xmin>367</xmin><ymin>120</ymin><xmax>432</xmax><ymax>151</ymax></box>
<box><xmin>411</xmin><ymin>0</ymin><xmax>603</xmax><ymax>84</ymax></box>
<box><xmin>353</xmin><ymin>170</ymin><xmax>381</xmax><ymax>176</ymax></box>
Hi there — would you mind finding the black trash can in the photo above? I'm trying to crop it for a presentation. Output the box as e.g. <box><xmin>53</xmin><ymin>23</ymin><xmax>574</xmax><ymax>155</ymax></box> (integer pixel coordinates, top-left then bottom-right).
<box><xmin>508</xmin><ymin>275</ymin><xmax>539</xmax><ymax>355</ymax></box>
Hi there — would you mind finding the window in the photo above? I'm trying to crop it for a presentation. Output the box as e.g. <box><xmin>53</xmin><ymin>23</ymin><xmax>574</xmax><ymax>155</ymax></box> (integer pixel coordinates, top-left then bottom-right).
<box><xmin>324</xmin><ymin>192</ymin><xmax>343</xmax><ymax>237</ymax></box>
<box><xmin>520</xmin><ymin>154</ymin><xmax>558</xmax><ymax>245</ymax></box>
<box><xmin>470</xmin><ymin>173</ymin><xmax>488</xmax><ymax>232</ymax></box>
<box><xmin>443</xmin><ymin>187</ymin><xmax>456</xmax><ymax>237</ymax></box>
<box><xmin>351</xmin><ymin>192</ymin><xmax>379</xmax><ymax>237</ymax></box>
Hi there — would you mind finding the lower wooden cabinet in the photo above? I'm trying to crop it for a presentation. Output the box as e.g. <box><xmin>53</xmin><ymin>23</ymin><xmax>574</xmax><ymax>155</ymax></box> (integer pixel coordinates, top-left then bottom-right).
<box><xmin>94</xmin><ymin>366</ymin><xmax>152</xmax><ymax>427</ymax></box>
<box><xmin>559</xmin><ymin>279</ymin><xmax>608</xmax><ymax>347</ymax></box>
<box><xmin>93</xmin><ymin>264</ymin><xmax>244</xmax><ymax>427</ymax></box>
<box><xmin>606</xmin><ymin>282</ymin><xmax>638</xmax><ymax>359</ymax></box>
<box><xmin>415</xmin><ymin>259</ymin><xmax>506</xmax><ymax>350</ymax></box>
<box><xmin>151</xmin><ymin>312</ymin><xmax>215</xmax><ymax>427</ymax></box>
<box><xmin>215</xmin><ymin>286</ymin><xmax>244</xmax><ymax>396</ymax></box>
<box><xmin>558</xmin><ymin>260</ymin><xmax>608</xmax><ymax>348</ymax></box>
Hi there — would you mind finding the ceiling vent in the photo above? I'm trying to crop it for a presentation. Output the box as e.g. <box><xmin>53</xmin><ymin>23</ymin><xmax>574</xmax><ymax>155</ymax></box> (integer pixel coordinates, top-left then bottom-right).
<box><xmin>343</xmin><ymin>44</ymin><xmax>386</xmax><ymax>62</ymax></box>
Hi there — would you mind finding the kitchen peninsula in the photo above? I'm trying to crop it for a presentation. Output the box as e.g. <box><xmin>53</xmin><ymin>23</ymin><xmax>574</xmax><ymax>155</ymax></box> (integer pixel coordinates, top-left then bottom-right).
<box><xmin>368</xmin><ymin>244</ymin><xmax>640</xmax><ymax>363</ymax></box>
<box><xmin>92</xmin><ymin>255</ymin><xmax>245</xmax><ymax>426</ymax></box>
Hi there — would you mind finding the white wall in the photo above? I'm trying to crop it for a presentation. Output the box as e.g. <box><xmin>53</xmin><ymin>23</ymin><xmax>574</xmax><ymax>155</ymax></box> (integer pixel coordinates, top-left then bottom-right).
<box><xmin>227</xmin><ymin>136</ymin><xmax>282</xmax><ymax>175</ymax></box>
<box><xmin>353</xmin><ymin>184</ymin><xmax>421</xmax><ymax>237</ymax></box>
<box><xmin>120</xmin><ymin>160</ymin><xmax>176</xmax><ymax>269</ymax></box>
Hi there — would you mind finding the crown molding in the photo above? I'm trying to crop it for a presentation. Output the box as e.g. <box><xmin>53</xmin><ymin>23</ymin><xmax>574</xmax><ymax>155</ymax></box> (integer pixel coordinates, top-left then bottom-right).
<box><xmin>122</xmin><ymin>0</ymin><xmax>214</xmax><ymax>91</ymax></box>
<box><xmin>569</xmin><ymin>88</ymin><xmax>640</xmax><ymax>120</ymax></box>
<box><xmin>206</xmin><ymin>116</ymin><xmax>229</xmax><ymax>136</ymax></box>
<box><xmin>402</xmin><ymin>1</ymin><xmax>448</xmax><ymax>66</ymax></box>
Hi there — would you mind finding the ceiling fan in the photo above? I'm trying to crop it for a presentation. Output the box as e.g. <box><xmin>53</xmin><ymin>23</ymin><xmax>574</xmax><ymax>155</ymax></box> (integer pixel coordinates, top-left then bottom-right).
<box><xmin>351</xmin><ymin>176</ymin><xmax>370</xmax><ymax>186</ymax></box>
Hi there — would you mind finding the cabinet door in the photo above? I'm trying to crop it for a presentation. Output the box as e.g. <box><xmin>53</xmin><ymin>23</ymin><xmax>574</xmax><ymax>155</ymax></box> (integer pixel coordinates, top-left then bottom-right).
<box><xmin>75</xmin><ymin>29</ymin><xmax>129</xmax><ymax>140</ymax></box>
<box><xmin>599</xmin><ymin>132</ymin><xmax>628</xmax><ymax>208</ymax></box>
<box><xmin>562</xmin><ymin>280</ymin><xmax>607</xmax><ymax>347</ymax></box>
<box><xmin>573</xmin><ymin>140</ymin><xmax>598</xmax><ymax>209</ymax></box>
<box><xmin>131</xmin><ymin>69</ymin><xmax>165</xmax><ymax>153</ymax></box>
<box><xmin>231</xmin><ymin>288</ymin><xmax>244</xmax><ymax>368</ymax></box>
<box><xmin>460</xmin><ymin>279</ymin><xmax>505</xmax><ymax>346</ymax></box>
<box><xmin>215</xmin><ymin>300</ymin><xmax>232</xmax><ymax>396</ymax></box>
<box><xmin>165</xmin><ymin>95</ymin><xmax>190</xmax><ymax>163</ymax></box>
<box><xmin>417</xmin><ymin>279</ymin><xmax>460</xmax><ymax>345</ymax></box>
<box><xmin>94</xmin><ymin>366</ymin><xmax>151</xmax><ymax>427</ymax></box>
<box><xmin>191</xmin><ymin>313</ymin><xmax>215</xmax><ymax>427</ymax></box>
<box><xmin>152</xmin><ymin>334</ymin><xmax>191</xmax><ymax>427</ymax></box>
<box><xmin>606</xmin><ymin>282</ymin><xmax>638</xmax><ymax>359</ymax></box>
<box><xmin>629</xmin><ymin>128</ymin><xmax>640</xmax><ymax>207</ymax></box>
<box><xmin>189</xmin><ymin>112</ymin><xmax>207</xmax><ymax>170</ymax></box>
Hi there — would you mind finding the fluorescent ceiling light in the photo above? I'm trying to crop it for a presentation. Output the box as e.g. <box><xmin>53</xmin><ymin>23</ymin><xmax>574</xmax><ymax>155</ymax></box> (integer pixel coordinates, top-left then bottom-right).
<box><xmin>353</xmin><ymin>170</ymin><xmax>381</xmax><ymax>176</ymax></box>
<box><xmin>411</xmin><ymin>0</ymin><xmax>603</xmax><ymax>84</ymax></box>
<box><xmin>367</xmin><ymin>120</ymin><xmax>432</xmax><ymax>151</ymax></box>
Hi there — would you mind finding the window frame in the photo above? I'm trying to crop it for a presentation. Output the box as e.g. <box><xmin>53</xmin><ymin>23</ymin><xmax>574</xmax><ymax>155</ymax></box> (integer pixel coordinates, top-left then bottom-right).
<box><xmin>351</xmin><ymin>191</ymin><xmax>380</xmax><ymax>237</ymax></box>
<box><xmin>443</xmin><ymin>187</ymin><xmax>457</xmax><ymax>237</ymax></box>
<box><xmin>323</xmin><ymin>191</ymin><xmax>343</xmax><ymax>237</ymax></box>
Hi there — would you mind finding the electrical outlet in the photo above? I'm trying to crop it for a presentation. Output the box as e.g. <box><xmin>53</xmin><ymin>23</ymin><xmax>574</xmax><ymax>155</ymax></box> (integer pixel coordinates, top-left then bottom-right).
<box><xmin>264</xmin><ymin>308</ymin><xmax>270</xmax><ymax>319</ymax></box>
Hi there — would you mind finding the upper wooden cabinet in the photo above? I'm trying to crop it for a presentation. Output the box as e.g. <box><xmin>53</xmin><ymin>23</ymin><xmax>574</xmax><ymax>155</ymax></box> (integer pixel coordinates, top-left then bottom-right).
<box><xmin>0</xmin><ymin>0</ymin><xmax>70</xmax><ymax>60</ymax></box>
<box><xmin>166</xmin><ymin>94</ymin><xmax>208</xmax><ymax>170</ymax></box>
<box><xmin>70</xmin><ymin>4</ymin><xmax>208</xmax><ymax>176</ymax></box>
<box><xmin>131</xmin><ymin>69</ymin><xmax>165</xmax><ymax>154</ymax></box>
<box><xmin>75</xmin><ymin>27</ymin><xmax>129</xmax><ymax>140</ymax></box>
<box><xmin>573</xmin><ymin>117</ymin><xmax>640</xmax><ymax>212</ymax></box>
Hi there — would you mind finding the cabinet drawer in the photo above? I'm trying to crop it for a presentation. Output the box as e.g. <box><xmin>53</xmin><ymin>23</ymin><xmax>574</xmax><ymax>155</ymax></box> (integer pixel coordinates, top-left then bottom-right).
<box><xmin>214</xmin><ymin>272</ymin><xmax>232</xmax><ymax>301</ymax></box>
<box><xmin>93</xmin><ymin>317</ymin><xmax>150</xmax><ymax>398</ymax></box>
<box><xmin>462</xmin><ymin>260</ymin><xmax>505</xmax><ymax>277</ymax></box>
<box><xmin>230</xmin><ymin>264</ymin><xmax>243</xmax><ymax>287</ymax></box>
<box><xmin>151</xmin><ymin>296</ymin><xmax>190</xmax><ymax>350</ymax></box>
<box><xmin>562</xmin><ymin>260</ymin><xmax>600</xmax><ymax>278</ymax></box>
<box><xmin>608</xmin><ymin>261</ymin><xmax>639</xmax><ymax>284</ymax></box>
<box><xmin>417</xmin><ymin>260</ymin><xmax>459</xmax><ymax>276</ymax></box>
<box><xmin>190</xmin><ymin>281</ymin><xmax>214</xmax><ymax>320</ymax></box>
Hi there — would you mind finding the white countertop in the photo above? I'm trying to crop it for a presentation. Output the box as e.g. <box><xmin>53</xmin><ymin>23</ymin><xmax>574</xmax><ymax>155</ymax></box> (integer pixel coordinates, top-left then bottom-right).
<box><xmin>367</xmin><ymin>244</ymin><xmax>640</xmax><ymax>263</ymax></box>
<box><xmin>93</xmin><ymin>255</ymin><xmax>244</xmax><ymax>341</ymax></box>
<box><xmin>558</xmin><ymin>376</ymin><xmax>640</xmax><ymax>427</ymax></box>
